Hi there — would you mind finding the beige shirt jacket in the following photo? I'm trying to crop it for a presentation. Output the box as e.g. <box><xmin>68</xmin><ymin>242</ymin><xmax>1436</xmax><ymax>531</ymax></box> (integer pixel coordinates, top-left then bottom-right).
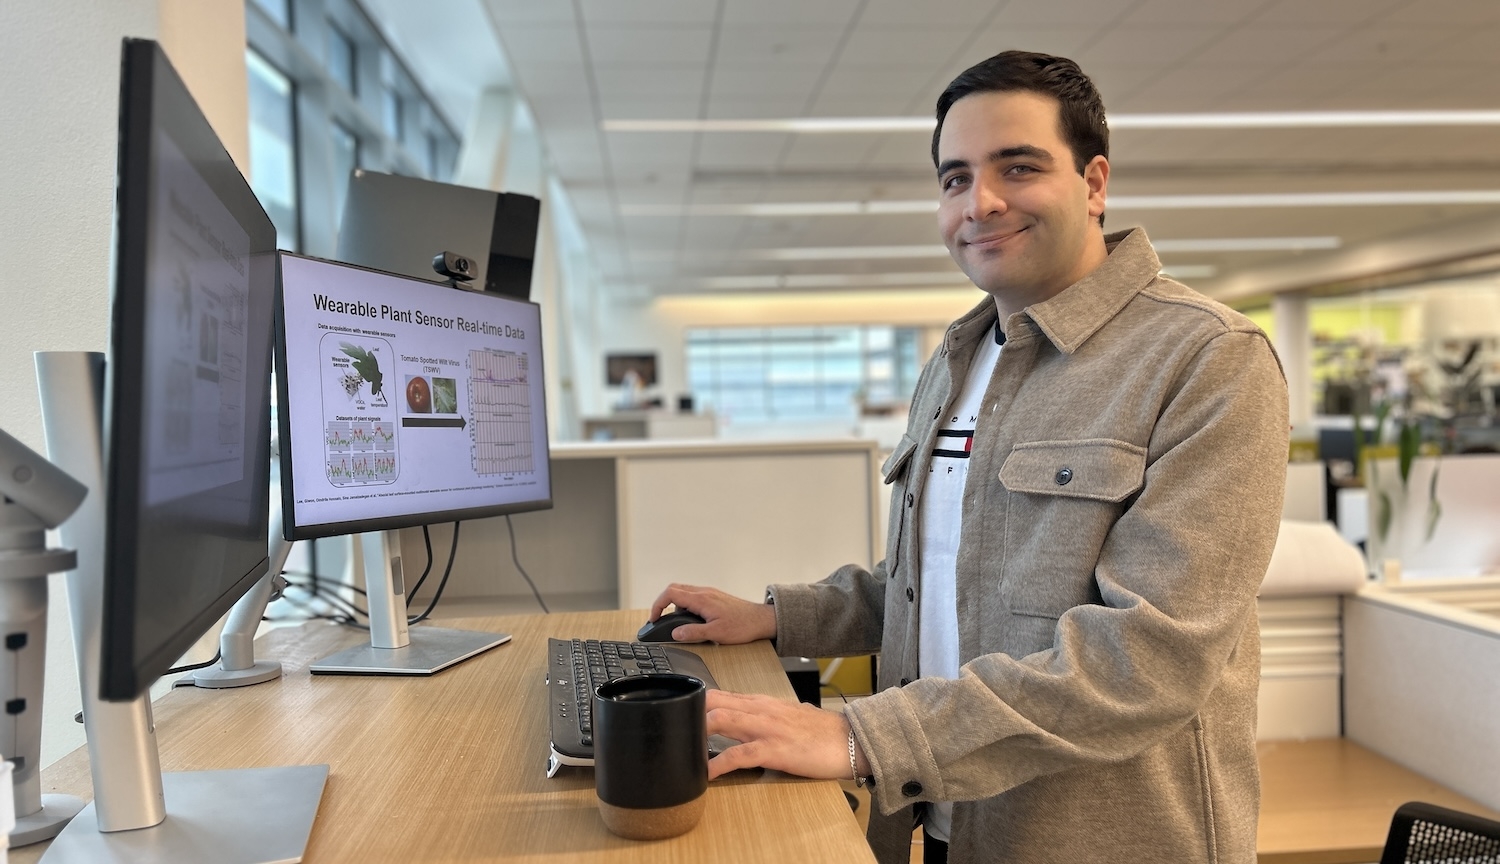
<box><xmin>769</xmin><ymin>228</ymin><xmax>1289</xmax><ymax>864</ymax></box>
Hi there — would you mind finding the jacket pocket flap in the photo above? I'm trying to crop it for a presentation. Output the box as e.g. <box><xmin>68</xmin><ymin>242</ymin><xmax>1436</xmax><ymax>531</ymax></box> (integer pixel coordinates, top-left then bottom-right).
<box><xmin>882</xmin><ymin>434</ymin><xmax>920</xmax><ymax>484</ymax></box>
<box><xmin>999</xmin><ymin>439</ymin><xmax>1146</xmax><ymax>502</ymax></box>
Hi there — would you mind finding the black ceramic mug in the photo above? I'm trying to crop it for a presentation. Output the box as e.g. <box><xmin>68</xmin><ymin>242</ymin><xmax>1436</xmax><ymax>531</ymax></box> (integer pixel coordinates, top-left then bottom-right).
<box><xmin>593</xmin><ymin>673</ymin><xmax>709</xmax><ymax>840</ymax></box>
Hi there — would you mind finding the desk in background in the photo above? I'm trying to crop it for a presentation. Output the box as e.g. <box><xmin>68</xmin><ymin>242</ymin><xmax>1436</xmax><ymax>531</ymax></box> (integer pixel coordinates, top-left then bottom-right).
<box><xmin>22</xmin><ymin>611</ymin><xmax>872</xmax><ymax>863</ymax></box>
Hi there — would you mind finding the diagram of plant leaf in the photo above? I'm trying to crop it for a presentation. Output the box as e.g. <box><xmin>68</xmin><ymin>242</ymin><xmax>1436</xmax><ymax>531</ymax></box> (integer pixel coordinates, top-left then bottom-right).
<box><xmin>339</xmin><ymin>342</ymin><xmax>384</xmax><ymax>396</ymax></box>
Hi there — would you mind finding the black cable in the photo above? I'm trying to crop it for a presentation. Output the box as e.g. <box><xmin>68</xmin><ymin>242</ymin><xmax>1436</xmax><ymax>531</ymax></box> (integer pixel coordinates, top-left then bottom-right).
<box><xmin>166</xmin><ymin>649</ymin><xmax>223</xmax><ymax>675</ymax></box>
<box><xmin>404</xmin><ymin>525</ymin><xmax>437</xmax><ymax>603</ymax></box>
<box><xmin>281</xmin><ymin>569</ymin><xmax>368</xmax><ymax>597</ymax></box>
<box><xmin>504</xmin><ymin>514</ymin><xmax>550</xmax><ymax>614</ymax></box>
<box><xmin>408</xmin><ymin>522</ymin><xmax>460</xmax><ymax>625</ymax></box>
<box><xmin>279</xmin><ymin>576</ymin><xmax>369</xmax><ymax>625</ymax></box>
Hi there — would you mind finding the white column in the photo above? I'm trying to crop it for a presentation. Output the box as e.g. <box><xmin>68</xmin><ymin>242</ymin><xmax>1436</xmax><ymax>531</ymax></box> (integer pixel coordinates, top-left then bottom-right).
<box><xmin>453</xmin><ymin>87</ymin><xmax>515</xmax><ymax>192</ymax></box>
<box><xmin>1272</xmin><ymin>292</ymin><xmax>1314</xmax><ymax>435</ymax></box>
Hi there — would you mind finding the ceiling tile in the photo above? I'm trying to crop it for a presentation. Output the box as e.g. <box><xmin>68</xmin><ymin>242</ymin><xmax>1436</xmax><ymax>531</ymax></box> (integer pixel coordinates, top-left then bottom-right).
<box><xmin>593</xmin><ymin>64</ymin><xmax>706</xmax><ymax>101</ymax></box>
<box><xmin>716</xmin><ymin>24</ymin><xmax>848</xmax><ymax>64</ymax></box>
<box><xmin>577</xmin><ymin>0</ymin><xmax>718</xmax><ymax>26</ymax></box>
<box><xmin>604</xmin><ymin>131</ymin><xmax>697</xmax><ymax>164</ymax></box>
<box><xmin>494</xmin><ymin>25</ymin><xmax>584</xmax><ymax>67</ymax></box>
<box><xmin>836</xmin><ymin>27</ymin><xmax>980</xmax><ymax>66</ymax></box>
<box><xmin>721</xmin><ymin>0</ymin><xmax>863</xmax><ymax>26</ymax></box>
<box><xmin>584</xmin><ymin>25</ymin><xmax>715</xmax><ymax>64</ymax></box>
<box><xmin>859</xmin><ymin>0</ymin><xmax>1003</xmax><ymax>27</ymax></box>
<box><xmin>708</xmin><ymin>61</ymin><xmax>824</xmax><ymax>98</ymax></box>
<box><xmin>1119</xmin><ymin>0</ymin><xmax>1268</xmax><ymax>25</ymax></box>
<box><xmin>693</xmin><ymin>133</ymin><xmax>796</xmax><ymax>169</ymax></box>
<box><xmin>1378</xmin><ymin>0</ymin><xmax>1500</xmax><ymax>25</ymax></box>
<box><xmin>1251</xmin><ymin>0</ymin><xmax>1400</xmax><ymax>26</ymax></box>
<box><xmin>1300</xmin><ymin>25</ymin><xmax>1457</xmax><ymax>67</ymax></box>
<box><xmin>1078</xmin><ymin>26</ymin><xmax>1225</xmax><ymax>68</ymax></box>
<box><xmin>483</xmin><ymin>0</ymin><xmax>576</xmax><ymax>26</ymax></box>
<box><xmin>970</xmin><ymin>25</ymin><xmax>1097</xmax><ymax>58</ymax></box>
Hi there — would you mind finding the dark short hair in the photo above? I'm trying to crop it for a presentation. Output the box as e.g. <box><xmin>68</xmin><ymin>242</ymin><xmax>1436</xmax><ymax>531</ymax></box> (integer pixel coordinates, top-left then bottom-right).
<box><xmin>931</xmin><ymin>50</ymin><xmax>1109</xmax><ymax>175</ymax></box>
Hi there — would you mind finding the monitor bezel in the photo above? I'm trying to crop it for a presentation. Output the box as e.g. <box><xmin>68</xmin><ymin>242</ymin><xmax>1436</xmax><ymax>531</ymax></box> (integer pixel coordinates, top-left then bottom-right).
<box><xmin>101</xmin><ymin>39</ymin><xmax>277</xmax><ymax>700</ymax></box>
<box><xmin>273</xmin><ymin>251</ymin><xmax>554</xmax><ymax>542</ymax></box>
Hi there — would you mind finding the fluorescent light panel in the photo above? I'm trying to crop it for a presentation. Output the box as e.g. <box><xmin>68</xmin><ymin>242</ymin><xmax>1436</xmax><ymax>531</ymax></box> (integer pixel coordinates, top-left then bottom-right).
<box><xmin>621</xmin><ymin>191</ymin><xmax>1500</xmax><ymax>217</ymax></box>
<box><xmin>700</xmin><ymin>272</ymin><xmax>970</xmax><ymax>290</ymax></box>
<box><xmin>730</xmin><ymin>237</ymin><xmax>1340</xmax><ymax>260</ymax></box>
<box><xmin>604</xmin><ymin>111</ymin><xmax>1500</xmax><ymax>134</ymax></box>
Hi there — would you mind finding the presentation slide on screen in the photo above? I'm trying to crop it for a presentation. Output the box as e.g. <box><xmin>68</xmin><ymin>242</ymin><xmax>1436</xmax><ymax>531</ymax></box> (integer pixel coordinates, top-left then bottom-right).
<box><xmin>279</xmin><ymin>254</ymin><xmax>549</xmax><ymax>531</ymax></box>
<box><xmin>143</xmin><ymin>129</ymin><xmax>250</xmax><ymax>506</ymax></box>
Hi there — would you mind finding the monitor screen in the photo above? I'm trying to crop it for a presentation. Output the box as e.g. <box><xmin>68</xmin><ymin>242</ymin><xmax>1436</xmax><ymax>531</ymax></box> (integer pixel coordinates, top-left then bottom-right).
<box><xmin>101</xmin><ymin>39</ymin><xmax>278</xmax><ymax>700</ymax></box>
<box><xmin>605</xmin><ymin>353</ymin><xmax>658</xmax><ymax>387</ymax></box>
<box><xmin>336</xmin><ymin>170</ymin><xmax>540</xmax><ymax>299</ymax></box>
<box><xmin>275</xmin><ymin>253</ymin><xmax>552</xmax><ymax>540</ymax></box>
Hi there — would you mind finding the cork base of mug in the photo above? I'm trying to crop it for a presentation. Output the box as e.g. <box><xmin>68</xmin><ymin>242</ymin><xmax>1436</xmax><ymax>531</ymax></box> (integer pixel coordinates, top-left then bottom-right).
<box><xmin>598</xmin><ymin>796</ymin><xmax>705</xmax><ymax>841</ymax></box>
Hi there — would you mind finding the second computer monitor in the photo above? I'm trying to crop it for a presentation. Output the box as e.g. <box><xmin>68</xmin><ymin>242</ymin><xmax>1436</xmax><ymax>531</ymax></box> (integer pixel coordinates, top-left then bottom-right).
<box><xmin>275</xmin><ymin>253</ymin><xmax>552</xmax><ymax>541</ymax></box>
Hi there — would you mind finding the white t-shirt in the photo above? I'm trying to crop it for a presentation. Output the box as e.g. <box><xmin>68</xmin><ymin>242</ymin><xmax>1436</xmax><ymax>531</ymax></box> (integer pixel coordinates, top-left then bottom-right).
<box><xmin>917</xmin><ymin>324</ymin><xmax>1002</xmax><ymax>842</ymax></box>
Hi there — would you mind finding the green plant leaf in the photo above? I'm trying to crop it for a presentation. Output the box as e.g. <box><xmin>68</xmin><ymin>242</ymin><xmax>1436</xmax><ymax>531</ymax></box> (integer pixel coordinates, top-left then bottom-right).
<box><xmin>1397</xmin><ymin>420</ymin><xmax>1420</xmax><ymax>488</ymax></box>
<box><xmin>1375</xmin><ymin>490</ymin><xmax>1392</xmax><ymax>544</ymax></box>
<box><xmin>1373</xmin><ymin>400</ymin><xmax>1392</xmax><ymax>445</ymax></box>
<box><xmin>1424</xmin><ymin>462</ymin><xmax>1442</xmax><ymax>543</ymax></box>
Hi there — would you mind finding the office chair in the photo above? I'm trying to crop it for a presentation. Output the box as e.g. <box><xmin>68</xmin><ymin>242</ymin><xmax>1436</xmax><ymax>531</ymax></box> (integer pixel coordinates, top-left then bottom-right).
<box><xmin>1380</xmin><ymin>801</ymin><xmax>1500</xmax><ymax>864</ymax></box>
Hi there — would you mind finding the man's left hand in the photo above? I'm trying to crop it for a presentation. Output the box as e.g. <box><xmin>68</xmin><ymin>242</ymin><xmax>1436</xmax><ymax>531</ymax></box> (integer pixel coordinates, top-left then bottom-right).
<box><xmin>705</xmin><ymin>689</ymin><xmax>864</xmax><ymax>781</ymax></box>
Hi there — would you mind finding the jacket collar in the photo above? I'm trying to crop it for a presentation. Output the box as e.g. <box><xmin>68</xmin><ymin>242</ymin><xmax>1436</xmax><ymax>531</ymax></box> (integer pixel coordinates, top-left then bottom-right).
<box><xmin>943</xmin><ymin>227</ymin><xmax>1161</xmax><ymax>356</ymax></box>
<box><xmin>1024</xmin><ymin>227</ymin><xmax>1160</xmax><ymax>354</ymax></box>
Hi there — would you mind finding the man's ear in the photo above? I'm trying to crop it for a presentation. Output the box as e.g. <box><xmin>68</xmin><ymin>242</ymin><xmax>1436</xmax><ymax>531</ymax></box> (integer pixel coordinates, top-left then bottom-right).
<box><xmin>1084</xmin><ymin>155</ymin><xmax>1109</xmax><ymax>221</ymax></box>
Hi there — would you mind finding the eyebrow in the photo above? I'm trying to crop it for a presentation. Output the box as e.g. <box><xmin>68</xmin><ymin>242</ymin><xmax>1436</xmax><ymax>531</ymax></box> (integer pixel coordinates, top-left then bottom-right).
<box><xmin>936</xmin><ymin>145</ymin><xmax>1057</xmax><ymax>178</ymax></box>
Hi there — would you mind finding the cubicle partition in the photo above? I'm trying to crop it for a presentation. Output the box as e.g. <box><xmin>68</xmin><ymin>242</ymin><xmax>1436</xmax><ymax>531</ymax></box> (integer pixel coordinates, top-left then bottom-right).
<box><xmin>400</xmin><ymin>439</ymin><xmax>884</xmax><ymax>613</ymax></box>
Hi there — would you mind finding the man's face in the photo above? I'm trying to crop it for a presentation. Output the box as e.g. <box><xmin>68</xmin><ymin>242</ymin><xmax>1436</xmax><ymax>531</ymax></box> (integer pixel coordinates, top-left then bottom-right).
<box><xmin>935</xmin><ymin>90</ymin><xmax>1108</xmax><ymax>307</ymax></box>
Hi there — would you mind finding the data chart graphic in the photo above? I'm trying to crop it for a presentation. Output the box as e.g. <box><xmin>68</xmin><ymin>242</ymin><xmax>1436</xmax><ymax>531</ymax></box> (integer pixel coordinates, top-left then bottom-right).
<box><xmin>319</xmin><ymin>332</ymin><xmax>398</xmax><ymax>486</ymax></box>
<box><xmin>469</xmin><ymin>348</ymin><xmax>534</xmax><ymax>475</ymax></box>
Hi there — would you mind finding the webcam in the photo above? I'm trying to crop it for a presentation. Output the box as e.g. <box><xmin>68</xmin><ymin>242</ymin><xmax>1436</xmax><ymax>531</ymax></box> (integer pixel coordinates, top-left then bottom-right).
<box><xmin>432</xmin><ymin>251</ymin><xmax>476</xmax><ymax>283</ymax></box>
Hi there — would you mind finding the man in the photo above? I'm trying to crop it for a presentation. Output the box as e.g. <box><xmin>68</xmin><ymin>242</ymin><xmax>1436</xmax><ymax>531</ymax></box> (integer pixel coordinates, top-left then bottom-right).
<box><xmin>651</xmin><ymin>50</ymin><xmax>1287</xmax><ymax>864</ymax></box>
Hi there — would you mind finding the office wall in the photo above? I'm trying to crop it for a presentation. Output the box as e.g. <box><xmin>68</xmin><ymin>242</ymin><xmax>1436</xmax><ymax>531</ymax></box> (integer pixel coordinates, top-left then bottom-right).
<box><xmin>0</xmin><ymin>0</ymin><xmax>250</xmax><ymax>769</ymax></box>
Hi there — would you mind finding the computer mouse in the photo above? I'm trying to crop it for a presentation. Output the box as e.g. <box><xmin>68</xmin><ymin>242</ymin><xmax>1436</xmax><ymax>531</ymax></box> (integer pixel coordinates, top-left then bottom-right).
<box><xmin>637</xmin><ymin>610</ymin><xmax>708</xmax><ymax>643</ymax></box>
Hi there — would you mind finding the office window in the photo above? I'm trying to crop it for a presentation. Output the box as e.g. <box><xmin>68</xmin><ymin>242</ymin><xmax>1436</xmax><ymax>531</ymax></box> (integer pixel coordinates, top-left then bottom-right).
<box><xmin>245</xmin><ymin>0</ymin><xmax>464</xmax><ymax>257</ymax></box>
<box><xmin>246</xmin><ymin>48</ymin><xmax>300</xmax><ymax>251</ymax></box>
<box><xmin>686</xmin><ymin>326</ymin><xmax>922</xmax><ymax>424</ymax></box>
<box><xmin>325</xmin><ymin>25</ymin><xmax>357</xmax><ymax>95</ymax></box>
<box><xmin>248</xmin><ymin>0</ymin><xmax>290</xmax><ymax>28</ymax></box>
<box><xmin>330</xmin><ymin>122</ymin><xmax>358</xmax><ymax>234</ymax></box>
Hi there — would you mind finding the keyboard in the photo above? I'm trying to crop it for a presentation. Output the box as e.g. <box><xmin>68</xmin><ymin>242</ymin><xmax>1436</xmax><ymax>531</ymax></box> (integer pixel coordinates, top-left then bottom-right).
<box><xmin>545</xmin><ymin>637</ymin><xmax>722</xmax><ymax>778</ymax></box>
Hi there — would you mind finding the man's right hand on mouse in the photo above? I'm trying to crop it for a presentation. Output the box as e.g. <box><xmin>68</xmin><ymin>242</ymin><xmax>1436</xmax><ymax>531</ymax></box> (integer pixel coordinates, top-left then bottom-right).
<box><xmin>649</xmin><ymin>584</ymin><xmax>777</xmax><ymax>646</ymax></box>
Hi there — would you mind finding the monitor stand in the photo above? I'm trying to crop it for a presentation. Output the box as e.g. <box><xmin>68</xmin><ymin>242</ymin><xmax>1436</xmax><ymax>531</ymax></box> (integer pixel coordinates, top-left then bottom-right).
<box><xmin>309</xmin><ymin>530</ymin><xmax>509</xmax><ymax>675</ymax></box>
<box><xmin>35</xmin><ymin>351</ymin><xmax>327</xmax><ymax>863</ymax></box>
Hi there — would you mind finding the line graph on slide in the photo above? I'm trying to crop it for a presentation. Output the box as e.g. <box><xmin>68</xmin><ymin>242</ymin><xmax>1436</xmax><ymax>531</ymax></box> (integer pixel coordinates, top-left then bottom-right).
<box><xmin>469</xmin><ymin>348</ymin><xmax>534</xmax><ymax>474</ymax></box>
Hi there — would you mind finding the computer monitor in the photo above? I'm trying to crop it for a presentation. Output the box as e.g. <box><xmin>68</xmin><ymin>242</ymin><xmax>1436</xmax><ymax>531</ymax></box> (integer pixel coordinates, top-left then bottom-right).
<box><xmin>275</xmin><ymin>253</ymin><xmax>552</xmax><ymax>538</ymax></box>
<box><xmin>31</xmin><ymin>38</ymin><xmax>326</xmax><ymax>860</ymax></box>
<box><xmin>274</xmin><ymin>252</ymin><xmax>551</xmax><ymax>674</ymax></box>
<box><xmin>336</xmin><ymin>170</ymin><xmax>540</xmax><ymax>299</ymax></box>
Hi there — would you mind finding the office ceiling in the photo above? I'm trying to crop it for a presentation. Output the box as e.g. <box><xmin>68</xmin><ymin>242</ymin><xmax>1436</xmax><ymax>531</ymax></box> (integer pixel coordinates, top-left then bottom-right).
<box><xmin>416</xmin><ymin>0</ymin><xmax>1500</xmax><ymax>304</ymax></box>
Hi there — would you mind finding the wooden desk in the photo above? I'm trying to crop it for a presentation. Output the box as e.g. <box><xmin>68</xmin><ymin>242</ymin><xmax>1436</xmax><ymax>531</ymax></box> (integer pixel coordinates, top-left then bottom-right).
<box><xmin>1257</xmin><ymin>738</ymin><xmax>1500</xmax><ymax>863</ymax></box>
<box><xmin>21</xmin><ymin>611</ymin><xmax>873</xmax><ymax>863</ymax></box>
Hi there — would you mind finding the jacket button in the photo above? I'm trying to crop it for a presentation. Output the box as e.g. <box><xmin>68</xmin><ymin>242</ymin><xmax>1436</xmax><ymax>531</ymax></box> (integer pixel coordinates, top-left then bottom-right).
<box><xmin>906</xmin><ymin>492</ymin><xmax>914</xmax><ymax>508</ymax></box>
<box><xmin>905</xmin><ymin>587</ymin><xmax>914</xmax><ymax>602</ymax></box>
<box><xmin>1054</xmin><ymin>467</ymin><xmax>1073</xmax><ymax>486</ymax></box>
<box><xmin>899</xmin><ymin>677</ymin><xmax>910</xmax><ymax>686</ymax></box>
<box><xmin>901</xmin><ymin>781</ymin><xmax>923</xmax><ymax>798</ymax></box>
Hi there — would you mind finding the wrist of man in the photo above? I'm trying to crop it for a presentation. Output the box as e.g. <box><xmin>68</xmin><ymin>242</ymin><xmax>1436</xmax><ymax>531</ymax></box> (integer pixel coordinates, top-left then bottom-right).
<box><xmin>845</xmin><ymin>717</ymin><xmax>873</xmax><ymax>786</ymax></box>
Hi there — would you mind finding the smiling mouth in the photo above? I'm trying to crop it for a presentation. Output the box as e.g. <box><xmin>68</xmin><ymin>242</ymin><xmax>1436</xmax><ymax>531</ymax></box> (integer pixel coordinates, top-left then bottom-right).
<box><xmin>965</xmin><ymin>226</ymin><xmax>1028</xmax><ymax>249</ymax></box>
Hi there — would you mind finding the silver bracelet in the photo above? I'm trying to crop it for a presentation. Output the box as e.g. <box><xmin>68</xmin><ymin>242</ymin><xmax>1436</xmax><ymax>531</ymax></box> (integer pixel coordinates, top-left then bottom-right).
<box><xmin>848</xmin><ymin>728</ymin><xmax>867</xmax><ymax>788</ymax></box>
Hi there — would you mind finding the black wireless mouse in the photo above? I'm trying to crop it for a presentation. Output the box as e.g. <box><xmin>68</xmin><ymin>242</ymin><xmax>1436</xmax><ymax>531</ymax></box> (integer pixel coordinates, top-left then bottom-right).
<box><xmin>637</xmin><ymin>610</ymin><xmax>708</xmax><ymax>643</ymax></box>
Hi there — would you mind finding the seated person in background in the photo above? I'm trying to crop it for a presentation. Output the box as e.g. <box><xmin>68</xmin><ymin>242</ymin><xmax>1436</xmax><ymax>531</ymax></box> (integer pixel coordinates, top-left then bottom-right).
<box><xmin>650</xmin><ymin>49</ymin><xmax>1288</xmax><ymax>864</ymax></box>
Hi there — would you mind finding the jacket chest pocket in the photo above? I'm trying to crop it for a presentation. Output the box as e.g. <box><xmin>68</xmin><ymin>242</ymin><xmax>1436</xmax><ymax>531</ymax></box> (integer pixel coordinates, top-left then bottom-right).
<box><xmin>881</xmin><ymin>434</ymin><xmax>920</xmax><ymax>577</ymax></box>
<box><xmin>997</xmin><ymin>438</ymin><xmax>1146</xmax><ymax>619</ymax></box>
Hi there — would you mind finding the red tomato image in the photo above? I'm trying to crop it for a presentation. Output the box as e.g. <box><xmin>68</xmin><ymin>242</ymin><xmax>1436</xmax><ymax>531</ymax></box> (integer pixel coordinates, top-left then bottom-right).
<box><xmin>406</xmin><ymin>376</ymin><xmax>431</xmax><ymax>413</ymax></box>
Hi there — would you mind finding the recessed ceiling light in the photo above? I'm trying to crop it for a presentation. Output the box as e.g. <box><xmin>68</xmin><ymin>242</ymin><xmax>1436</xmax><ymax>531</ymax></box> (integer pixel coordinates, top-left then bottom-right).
<box><xmin>1159</xmin><ymin>265</ymin><xmax>1219</xmax><ymax>279</ymax></box>
<box><xmin>603</xmin><ymin>111</ymin><xmax>1500</xmax><ymax>134</ymax></box>
<box><xmin>699</xmin><ymin>272</ymin><xmax>971</xmax><ymax>290</ymax></box>
<box><xmin>621</xmin><ymin>191</ymin><xmax>1500</xmax><ymax>217</ymax></box>
<box><xmin>1151</xmin><ymin>236</ymin><xmax>1341</xmax><ymax>253</ymax></box>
